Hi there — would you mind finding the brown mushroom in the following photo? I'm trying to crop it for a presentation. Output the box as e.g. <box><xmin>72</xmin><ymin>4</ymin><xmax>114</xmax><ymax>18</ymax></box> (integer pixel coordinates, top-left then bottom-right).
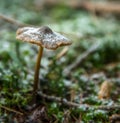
<box><xmin>16</xmin><ymin>26</ymin><xmax>72</xmax><ymax>94</ymax></box>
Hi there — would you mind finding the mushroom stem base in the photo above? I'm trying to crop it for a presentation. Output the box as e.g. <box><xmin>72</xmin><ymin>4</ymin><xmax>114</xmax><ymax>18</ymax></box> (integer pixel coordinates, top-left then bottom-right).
<box><xmin>33</xmin><ymin>46</ymin><xmax>43</xmax><ymax>93</ymax></box>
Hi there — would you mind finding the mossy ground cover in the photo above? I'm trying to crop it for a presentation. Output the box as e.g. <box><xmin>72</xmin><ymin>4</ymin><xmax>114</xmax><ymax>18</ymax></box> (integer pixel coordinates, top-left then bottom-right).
<box><xmin>0</xmin><ymin>1</ymin><xmax>120</xmax><ymax>123</ymax></box>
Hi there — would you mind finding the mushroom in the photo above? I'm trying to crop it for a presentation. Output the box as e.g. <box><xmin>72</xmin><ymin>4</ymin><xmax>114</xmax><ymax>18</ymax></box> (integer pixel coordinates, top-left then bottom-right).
<box><xmin>16</xmin><ymin>26</ymin><xmax>72</xmax><ymax>94</ymax></box>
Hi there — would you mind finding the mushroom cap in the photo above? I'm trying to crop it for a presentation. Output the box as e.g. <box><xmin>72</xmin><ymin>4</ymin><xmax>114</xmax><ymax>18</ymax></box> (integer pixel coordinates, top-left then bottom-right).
<box><xmin>16</xmin><ymin>26</ymin><xmax>72</xmax><ymax>50</ymax></box>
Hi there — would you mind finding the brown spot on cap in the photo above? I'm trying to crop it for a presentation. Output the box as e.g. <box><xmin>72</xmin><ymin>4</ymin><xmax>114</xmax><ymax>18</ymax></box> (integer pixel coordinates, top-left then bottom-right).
<box><xmin>39</xmin><ymin>26</ymin><xmax>53</xmax><ymax>34</ymax></box>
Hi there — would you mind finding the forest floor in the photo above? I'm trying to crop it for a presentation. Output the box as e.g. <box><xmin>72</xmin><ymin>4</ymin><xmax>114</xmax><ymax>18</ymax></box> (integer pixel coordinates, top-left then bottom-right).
<box><xmin>0</xmin><ymin>1</ymin><xmax>120</xmax><ymax>123</ymax></box>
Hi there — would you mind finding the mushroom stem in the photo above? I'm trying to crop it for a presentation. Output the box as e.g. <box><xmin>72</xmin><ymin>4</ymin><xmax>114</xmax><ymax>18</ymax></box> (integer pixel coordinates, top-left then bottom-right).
<box><xmin>33</xmin><ymin>46</ymin><xmax>43</xmax><ymax>93</ymax></box>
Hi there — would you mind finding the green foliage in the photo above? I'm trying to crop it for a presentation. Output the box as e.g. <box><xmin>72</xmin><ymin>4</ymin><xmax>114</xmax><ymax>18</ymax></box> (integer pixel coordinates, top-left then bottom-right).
<box><xmin>83</xmin><ymin>110</ymin><xmax>108</xmax><ymax>122</ymax></box>
<box><xmin>83</xmin><ymin>96</ymin><xmax>102</xmax><ymax>105</ymax></box>
<box><xmin>90</xmin><ymin>33</ymin><xmax>120</xmax><ymax>67</ymax></box>
<box><xmin>50</xmin><ymin>5</ymin><xmax>76</xmax><ymax>20</ymax></box>
<box><xmin>48</xmin><ymin>103</ymin><xmax>64</xmax><ymax>122</ymax></box>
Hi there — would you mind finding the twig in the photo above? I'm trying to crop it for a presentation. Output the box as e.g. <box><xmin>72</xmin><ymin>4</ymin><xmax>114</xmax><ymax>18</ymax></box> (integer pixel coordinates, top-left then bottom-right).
<box><xmin>49</xmin><ymin>47</ymin><xmax>69</xmax><ymax>66</ymax></box>
<box><xmin>63</xmin><ymin>42</ymin><xmax>100</xmax><ymax>76</ymax></box>
<box><xmin>56</xmin><ymin>47</ymin><xmax>69</xmax><ymax>60</ymax></box>
<box><xmin>37</xmin><ymin>91</ymin><xmax>120</xmax><ymax>111</ymax></box>
<box><xmin>81</xmin><ymin>1</ymin><xmax>120</xmax><ymax>14</ymax></box>
<box><xmin>109</xmin><ymin>114</ymin><xmax>120</xmax><ymax>123</ymax></box>
<box><xmin>43</xmin><ymin>0</ymin><xmax>120</xmax><ymax>14</ymax></box>
<box><xmin>98</xmin><ymin>106</ymin><xmax>120</xmax><ymax>111</ymax></box>
<box><xmin>0</xmin><ymin>14</ymin><xmax>28</xmax><ymax>27</ymax></box>
<box><xmin>0</xmin><ymin>105</ymin><xmax>23</xmax><ymax>115</ymax></box>
<box><xmin>38</xmin><ymin>91</ymin><xmax>81</xmax><ymax>107</ymax></box>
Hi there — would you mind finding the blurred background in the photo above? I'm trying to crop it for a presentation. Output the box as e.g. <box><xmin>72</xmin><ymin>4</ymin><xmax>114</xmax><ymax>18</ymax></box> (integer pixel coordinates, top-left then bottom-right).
<box><xmin>0</xmin><ymin>0</ymin><xmax>120</xmax><ymax>122</ymax></box>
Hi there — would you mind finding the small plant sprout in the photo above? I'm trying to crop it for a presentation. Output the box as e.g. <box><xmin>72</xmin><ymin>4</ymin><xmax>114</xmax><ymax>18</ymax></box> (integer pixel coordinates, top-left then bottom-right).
<box><xmin>16</xmin><ymin>26</ymin><xmax>72</xmax><ymax>94</ymax></box>
<box><xmin>98</xmin><ymin>81</ymin><xmax>113</xmax><ymax>99</ymax></box>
